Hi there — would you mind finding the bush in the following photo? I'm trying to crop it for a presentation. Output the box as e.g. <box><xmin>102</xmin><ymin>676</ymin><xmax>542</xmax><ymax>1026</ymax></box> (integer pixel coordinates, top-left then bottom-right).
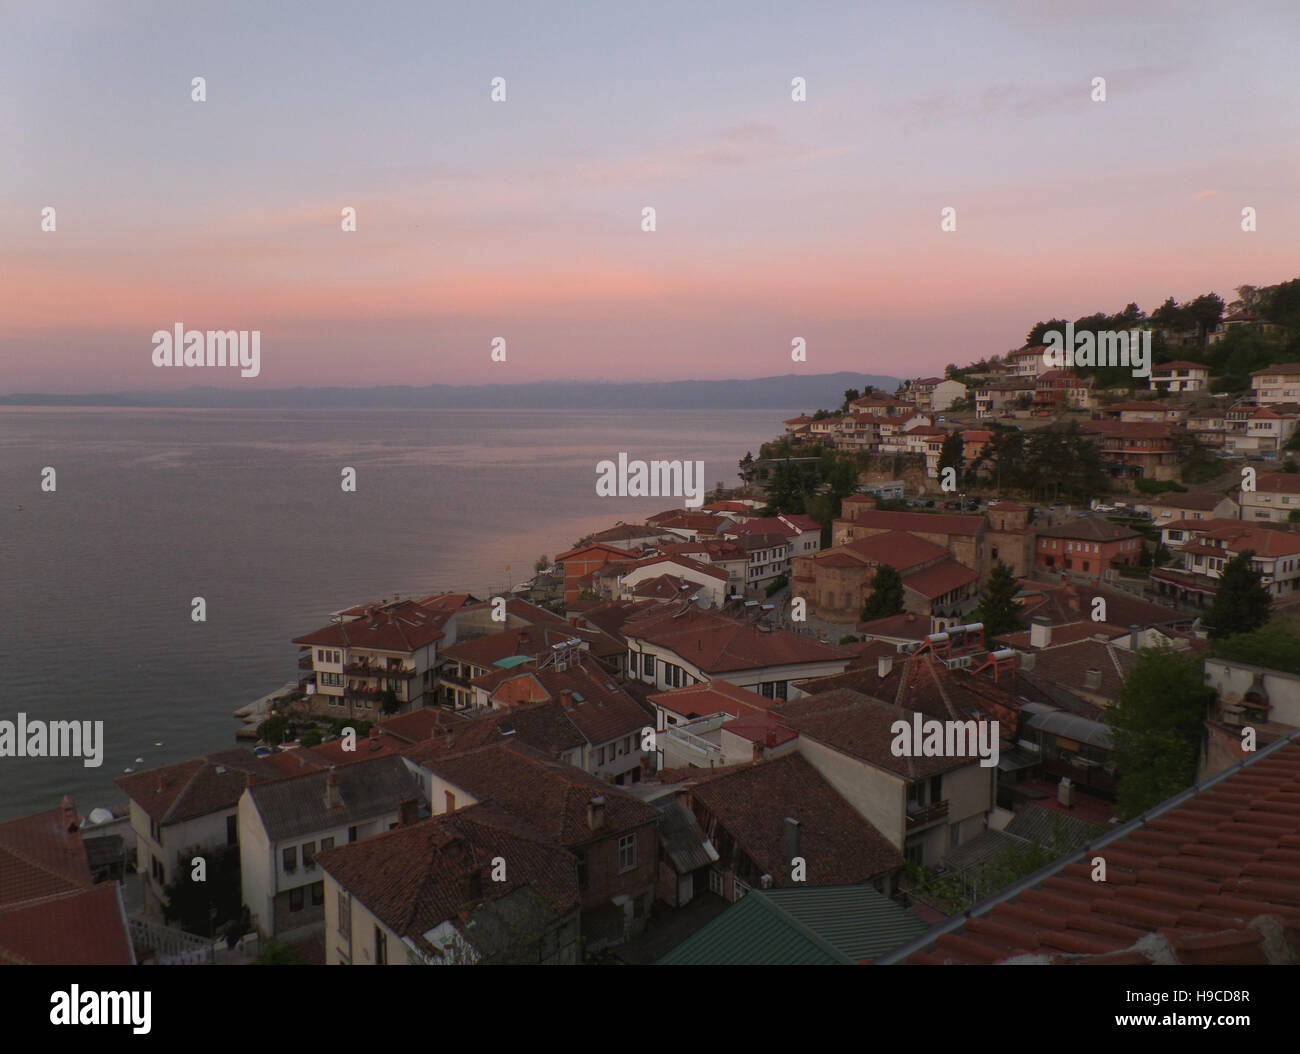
<box><xmin>300</xmin><ymin>727</ymin><xmax>322</xmax><ymax>748</ymax></box>
<box><xmin>765</xmin><ymin>574</ymin><xmax>789</xmax><ymax>598</ymax></box>
<box><xmin>1135</xmin><ymin>478</ymin><xmax>1188</xmax><ymax>495</ymax></box>
<box><xmin>838</xmin><ymin>634</ymin><xmax>859</xmax><ymax>645</ymax></box>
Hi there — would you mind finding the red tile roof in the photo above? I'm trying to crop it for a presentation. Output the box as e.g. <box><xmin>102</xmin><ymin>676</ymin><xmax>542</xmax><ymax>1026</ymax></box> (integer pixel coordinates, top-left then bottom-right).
<box><xmin>0</xmin><ymin>883</ymin><xmax>134</xmax><ymax>965</ymax></box>
<box><xmin>294</xmin><ymin>599</ymin><xmax>449</xmax><ymax>652</ymax></box>
<box><xmin>316</xmin><ymin>802</ymin><xmax>579</xmax><ymax>959</ymax></box>
<box><xmin>0</xmin><ymin>800</ymin><xmax>92</xmax><ymax>906</ymax></box>
<box><xmin>838</xmin><ymin>509</ymin><xmax>986</xmax><ymax>537</ymax></box>
<box><xmin>624</xmin><ymin>606</ymin><xmax>853</xmax><ymax>675</ymax></box>
<box><xmin>903</xmin><ymin>559</ymin><xmax>980</xmax><ymax>599</ymax></box>
<box><xmin>114</xmin><ymin>749</ymin><xmax>312</xmax><ymax>826</ymax></box>
<box><xmin>649</xmin><ymin>680</ymin><xmax>772</xmax><ymax>721</ymax></box>
<box><xmin>891</xmin><ymin>734</ymin><xmax>1300</xmax><ymax>964</ymax></box>
<box><xmin>687</xmin><ymin>753</ymin><xmax>904</xmax><ymax>883</ymax></box>
<box><xmin>417</xmin><ymin>742</ymin><xmax>660</xmax><ymax>847</ymax></box>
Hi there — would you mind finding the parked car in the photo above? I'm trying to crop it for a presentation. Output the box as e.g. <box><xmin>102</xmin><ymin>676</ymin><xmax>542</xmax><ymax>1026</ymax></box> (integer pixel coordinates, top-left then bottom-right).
<box><xmin>924</xmin><ymin>500</ymin><xmax>936</xmax><ymax>507</ymax></box>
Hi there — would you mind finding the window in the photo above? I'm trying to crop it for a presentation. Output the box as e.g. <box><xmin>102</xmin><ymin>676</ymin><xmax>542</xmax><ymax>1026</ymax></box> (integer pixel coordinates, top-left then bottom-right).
<box><xmin>320</xmin><ymin>837</ymin><xmax>334</xmax><ymax>852</ymax></box>
<box><xmin>618</xmin><ymin>833</ymin><xmax>637</xmax><ymax>872</ymax></box>
<box><xmin>375</xmin><ymin>926</ymin><xmax>387</xmax><ymax>965</ymax></box>
<box><xmin>283</xmin><ymin>846</ymin><xmax>297</xmax><ymax>872</ymax></box>
<box><xmin>445</xmin><ymin>790</ymin><xmax>456</xmax><ymax>813</ymax></box>
<box><xmin>149</xmin><ymin>818</ymin><xmax>163</xmax><ymax>844</ymax></box>
<box><xmin>348</xmin><ymin>826</ymin><xmax>358</xmax><ymax>843</ymax></box>
<box><xmin>597</xmin><ymin>746</ymin><xmax>606</xmax><ymax>765</ymax></box>
<box><xmin>642</xmin><ymin>653</ymin><xmax>654</xmax><ymax>677</ymax></box>
<box><xmin>290</xmin><ymin>887</ymin><xmax>304</xmax><ymax>912</ymax></box>
<box><xmin>303</xmin><ymin>841</ymin><xmax>316</xmax><ymax>869</ymax></box>
<box><xmin>311</xmin><ymin>882</ymin><xmax>324</xmax><ymax>907</ymax></box>
<box><xmin>226</xmin><ymin>814</ymin><xmax>237</xmax><ymax>846</ymax></box>
<box><xmin>338</xmin><ymin>891</ymin><xmax>351</xmax><ymax>939</ymax></box>
<box><xmin>576</xmin><ymin>849</ymin><xmax>589</xmax><ymax>890</ymax></box>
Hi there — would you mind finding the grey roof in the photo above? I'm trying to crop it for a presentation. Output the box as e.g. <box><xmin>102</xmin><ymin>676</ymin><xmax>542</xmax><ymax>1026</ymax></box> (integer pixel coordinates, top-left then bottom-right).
<box><xmin>1004</xmin><ymin>801</ymin><xmax>1107</xmax><ymax>851</ymax></box>
<box><xmin>1025</xmin><ymin>708</ymin><xmax>1113</xmax><ymax>749</ymax></box>
<box><xmin>245</xmin><ymin>755</ymin><xmax>417</xmax><ymax>842</ymax></box>
<box><xmin>997</xmin><ymin>746</ymin><xmax>1041</xmax><ymax>773</ymax></box>
<box><xmin>655</xmin><ymin>798</ymin><xmax>718</xmax><ymax>874</ymax></box>
<box><xmin>659</xmin><ymin>885</ymin><xmax>928</xmax><ymax>965</ymax></box>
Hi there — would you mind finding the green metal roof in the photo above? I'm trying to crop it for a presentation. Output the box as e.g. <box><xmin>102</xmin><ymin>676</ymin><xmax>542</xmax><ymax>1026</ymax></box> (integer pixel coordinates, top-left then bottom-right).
<box><xmin>658</xmin><ymin>885</ymin><xmax>929</xmax><ymax>965</ymax></box>
<box><xmin>492</xmin><ymin>655</ymin><xmax>534</xmax><ymax>669</ymax></box>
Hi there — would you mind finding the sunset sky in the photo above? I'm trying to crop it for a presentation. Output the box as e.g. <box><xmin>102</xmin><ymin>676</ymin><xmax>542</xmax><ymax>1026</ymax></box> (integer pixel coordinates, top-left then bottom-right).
<box><xmin>3</xmin><ymin>0</ymin><xmax>1299</xmax><ymax>393</ymax></box>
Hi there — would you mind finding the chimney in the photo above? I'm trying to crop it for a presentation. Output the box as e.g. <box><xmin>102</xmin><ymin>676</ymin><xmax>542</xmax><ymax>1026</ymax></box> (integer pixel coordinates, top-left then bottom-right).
<box><xmin>559</xmin><ymin>689</ymin><xmax>575</xmax><ymax>709</ymax></box>
<box><xmin>587</xmin><ymin>795</ymin><xmax>606</xmax><ymax>830</ymax></box>
<box><xmin>398</xmin><ymin>798</ymin><xmax>419</xmax><ymax>827</ymax></box>
<box><xmin>1058</xmin><ymin>777</ymin><xmax>1074</xmax><ymax>808</ymax></box>
<box><xmin>1029</xmin><ymin>616</ymin><xmax>1052</xmax><ymax>649</ymax></box>
<box><xmin>60</xmin><ymin>794</ymin><xmax>79</xmax><ymax>834</ymax></box>
<box><xmin>1084</xmin><ymin>668</ymin><xmax>1102</xmax><ymax>691</ymax></box>
<box><xmin>878</xmin><ymin>654</ymin><xmax>894</xmax><ymax>678</ymax></box>
<box><xmin>1129</xmin><ymin>624</ymin><xmax>1140</xmax><ymax>651</ymax></box>
<box><xmin>325</xmin><ymin>768</ymin><xmax>341</xmax><ymax>809</ymax></box>
<box><xmin>1020</xmin><ymin>651</ymin><xmax>1037</xmax><ymax>671</ymax></box>
<box><xmin>783</xmin><ymin>817</ymin><xmax>801</xmax><ymax>867</ymax></box>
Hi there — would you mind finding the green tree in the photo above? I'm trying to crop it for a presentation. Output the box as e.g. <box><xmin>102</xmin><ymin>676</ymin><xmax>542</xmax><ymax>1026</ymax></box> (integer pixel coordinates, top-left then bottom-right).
<box><xmin>861</xmin><ymin>564</ymin><xmax>905</xmax><ymax>620</ymax></box>
<box><xmin>1210</xmin><ymin>620</ymin><xmax>1300</xmax><ymax>676</ymax></box>
<box><xmin>1204</xmin><ymin>550</ymin><xmax>1272</xmax><ymax>639</ymax></box>
<box><xmin>162</xmin><ymin>844</ymin><xmax>246</xmax><ymax>938</ymax></box>
<box><xmin>257</xmin><ymin>714</ymin><xmax>289</xmax><ymax>746</ymax></box>
<box><xmin>973</xmin><ymin>561</ymin><xmax>1021</xmax><ymax>645</ymax></box>
<box><xmin>534</xmin><ymin>555</ymin><xmax>550</xmax><ymax>573</ymax></box>
<box><xmin>300</xmin><ymin>727</ymin><xmax>322</xmax><ymax>748</ymax></box>
<box><xmin>842</xmin><ymin>388</ymin><xmax>861</xmax><ymax>411</ymax></box>
<box><xmin>937</xmin><ymin>431</ymin><xmax>964</xmax><ymax>488</ymax></box>
<box><xmin>1107</xmin><ymin>647</ymin><xmax>1215</xmax><ymax>819</ymax></box>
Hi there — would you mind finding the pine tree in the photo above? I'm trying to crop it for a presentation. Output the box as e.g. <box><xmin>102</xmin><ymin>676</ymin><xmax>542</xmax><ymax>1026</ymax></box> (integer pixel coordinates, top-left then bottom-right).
<box><xmin>1205</xmin><ymin>550</ymin><xmax>1272</xmax><ymax>639</ymax></box>
<box><xmin>974</xmin><ymin>561</ymin><xmax>1021</xmax><ymax>645</ymax></box>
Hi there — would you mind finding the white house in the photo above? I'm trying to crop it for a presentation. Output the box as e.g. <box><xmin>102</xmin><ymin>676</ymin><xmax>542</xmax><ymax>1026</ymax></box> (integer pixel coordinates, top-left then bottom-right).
<box><xmin>238</xmin><ymin>755</ymin><xmax>419</xmax><ymax>938</ymax></box>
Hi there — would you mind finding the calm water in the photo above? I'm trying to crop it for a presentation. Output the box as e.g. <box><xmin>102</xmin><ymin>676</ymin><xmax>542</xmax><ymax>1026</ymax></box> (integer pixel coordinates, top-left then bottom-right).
<box><xmin>0</xmin><ymin>407</ymin><xmax>776</xmax><ymax>818</ymax></box>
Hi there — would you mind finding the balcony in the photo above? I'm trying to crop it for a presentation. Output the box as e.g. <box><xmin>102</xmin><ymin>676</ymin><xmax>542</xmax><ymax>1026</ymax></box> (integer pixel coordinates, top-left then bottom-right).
<box><xmin>298</xmin><ymin>653</ymin><xmax>314</xmax><ymax>670</ymax></box>
<box><xmin>345</xmin><ymin>661</ymin><xmax>418</xmax><ymax>680</ymax></box>
<box><xmin>905</xmin><ymin>800</ymin><xmax>949</xmax><ymax>831</ymax></box>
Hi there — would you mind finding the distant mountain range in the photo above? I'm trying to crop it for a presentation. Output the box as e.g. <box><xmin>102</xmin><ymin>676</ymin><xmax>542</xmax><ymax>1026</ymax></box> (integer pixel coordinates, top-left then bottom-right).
<box><xmin>0</xmin><ymin>372</ymin><xmax>901</xmax><ymax>411</ymax></box>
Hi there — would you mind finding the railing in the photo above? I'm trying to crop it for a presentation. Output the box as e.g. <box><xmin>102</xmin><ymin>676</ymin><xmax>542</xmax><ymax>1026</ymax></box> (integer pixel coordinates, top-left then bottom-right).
<box><xmin>663</xmin><ymin>725</ymin><xmax>724</xmax><ymax>761</ymax></box>
<box><xmin>129</xmin><ymin>917</ymin><xmax>212</xmax><ymax>965</ymax></box>
<box><xmin>345</xmin><ymin>662</ymin><xmax>418</xmax><ymax>679</ymax></box>
<box><xmin>905</xmin><ymin>800</ymin><xmax>949</xmax><ymax>830</ymax></box>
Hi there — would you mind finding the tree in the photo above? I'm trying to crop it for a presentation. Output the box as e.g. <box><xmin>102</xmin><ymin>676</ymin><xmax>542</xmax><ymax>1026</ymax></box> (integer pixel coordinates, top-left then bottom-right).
<box><xmin>162</xmin><ymin>844</ymin><xmax>246</xmax><ymax>938</ymax></box>
<box><xmin>534</xmin><ymin>555</ymin><xmax>550</xmax><ymax>573</ymax></box>
<box><xmin>861</xmin><ymin>564</ymin><xmax>905</xmax><ymax>620</ymax></box>
<box><xmin>937</xmin><ymin>432</ymin><xmax>964</xmax><ymax>488</ymax></box>
<box><xmin>974</xmin><ymin>561</ymin><xmax>1021</xmax><ymax>645</ymax></box>
<box><xmin>300</xmin><ymin>727</ymin><xmax>322</xmax><ymax>748</ymax></box>
<box><xmin>380</xmin><ymin>688</ymin><xmax>401</xmax><ymax>715</ymax></box>
<box><xmin>738</xmin><ymin>451</ymin><xmax>757</xmax><ymax>485</ymax></box>
<box><xmin>842</xmin><ymin>388</ymin><xmax>861</xmax><ymax>411</ymax></box>
<box><xmin>257</xmin><ymin>714</ymin><xmax>289</xmax><ymax>746</ymax></box>
<box><xmin>1107</xmin><ymin>647</ymin><xmax>1215</xmax><ymax>819</ymax></box>
<box><xmin>1210</xmin><ymin>620</ymin><xmax>1300</xmax><ymax>676</ymax></box>
<box><xmin>1204</xmin><ymin>550</ymin><xmax>1272</xmax><ymax>639</ymax></box>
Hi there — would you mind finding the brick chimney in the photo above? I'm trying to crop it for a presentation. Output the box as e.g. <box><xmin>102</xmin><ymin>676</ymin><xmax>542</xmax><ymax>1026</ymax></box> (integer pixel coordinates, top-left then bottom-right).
<box><xmin>587</xmin><ymin>795</ymin><xmax>606</xmax><ymax>830</ymax></box>
<box><xmin>398</xmin><ymin>798</ymin><xmax>419</xmax><ymax>827</ymax></box>
<box><xmin>325</xmin><ymin>768</ymin><xmax>341</xmax><ymax>809</ymax></box>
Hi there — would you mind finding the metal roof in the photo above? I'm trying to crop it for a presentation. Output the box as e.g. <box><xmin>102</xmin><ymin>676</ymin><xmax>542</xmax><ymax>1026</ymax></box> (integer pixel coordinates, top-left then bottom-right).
<box><xmin>658</xmin><ymin>885</ymin><xmax>929</xmax><ymax>965</ymax></box>
<box><xmin>655</xmin><ymin>798</ymin><xmax>718</xmax><ymax>874</ymax></box>
<box><xmin>1025</xmin><ymin>709</ymin><xmax>1113</xmax><ymax>749</ymax></box>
